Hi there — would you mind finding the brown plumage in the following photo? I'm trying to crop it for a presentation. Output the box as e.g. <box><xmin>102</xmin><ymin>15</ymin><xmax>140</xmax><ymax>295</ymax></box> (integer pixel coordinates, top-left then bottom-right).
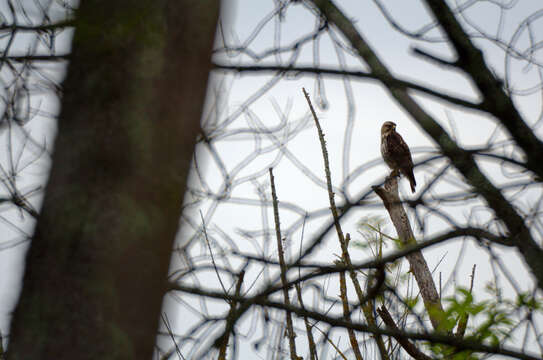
<box><xmin>380</xmin><ymin>121</ymin><xmax>416</xmax><ymax>193</ymax></box>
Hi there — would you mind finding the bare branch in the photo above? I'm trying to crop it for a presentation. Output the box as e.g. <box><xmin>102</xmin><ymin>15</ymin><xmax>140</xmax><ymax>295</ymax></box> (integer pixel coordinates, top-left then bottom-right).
<box><xmin>215</xmin><ymin>63</ymin><xmax>482</xmax><ymax>110</ymax></box>
<box><xmin>294</xmin><ymin>282</ymin><xmax>318</xmax><ymax>360</ymax></box>
<box><xmin>373</xmin><ymin>175</ymin><xmax>446</xmax><ymax>331</ymax></box>
<box><xmin>422</xmin><ymin>0</ymin><xmax>543</xmax><ymax>180</ymax></box>
<box><xmin>377</xmin><ymin>305</ymin><xmax>433</xmax><ymax>360</ymax></box>
<box><xmin>218</xmin><ymin>270</ymin><xmax>245</xmax><ymax>360</ymax></box>
<box><xmin>170</xmin><ymin>284</ymin><xmax>542</xmax><ymax>360</ymax></box>
<box><xmin>455</xmin><ymin>265</ymin><xmax>476</xmax><ymax>339</ymax></box>
<box><xmin>269</xmin><ymin>167</ymin><xmax>300</xmax><ymax>360</ymax></box>
<box><xmin>338</xmin><ymin>261</ymin><xmax>364</xmax><ymax>360</ymax></box>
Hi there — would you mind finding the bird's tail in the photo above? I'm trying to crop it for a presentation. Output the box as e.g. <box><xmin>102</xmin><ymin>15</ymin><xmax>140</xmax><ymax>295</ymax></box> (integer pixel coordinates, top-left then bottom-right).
<box><xmin>408</xmin><ymin>172</ymin><xmax>416</xmax><ymax>193</ymax></box>
<box><xmin>402</xmin><ymin>168</ymin><xmax>416</xmax><ymax>193</ymax></box>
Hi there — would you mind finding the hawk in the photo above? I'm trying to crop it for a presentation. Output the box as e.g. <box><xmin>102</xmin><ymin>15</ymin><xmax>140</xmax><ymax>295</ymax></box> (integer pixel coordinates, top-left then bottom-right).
<box><xmin>381</xmin><ymin>121</ymin><xmax>416</xmax><ymax>193</ymax></box>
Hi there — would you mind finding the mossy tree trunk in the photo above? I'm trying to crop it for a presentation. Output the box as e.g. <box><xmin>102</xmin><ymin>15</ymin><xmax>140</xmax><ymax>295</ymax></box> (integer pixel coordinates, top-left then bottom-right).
<box><xmin>8</xmin><ymin>1</ymin><xmax>219</xmax><ymax>359</ymax></box>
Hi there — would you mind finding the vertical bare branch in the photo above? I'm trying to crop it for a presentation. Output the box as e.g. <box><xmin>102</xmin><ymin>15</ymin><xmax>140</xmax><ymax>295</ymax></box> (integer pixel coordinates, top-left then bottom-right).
<box><xmin>338</xmin><ymin>261</ymin><xmax>364</xmax><ymax>360</ymax></box>
<box><xmin>373</xmin><ymin>176</ymin><xmax>446</xmax><ymax>330</ymax></box>
<box><xmin>294</xmin><ymin>283</ymin><xmax>318</xmax><ymax>360</ymax></box>
<box><xmin>302</xmin><ymin>87</ymin><xmax>344</xmax><ymax>245</ymax></box>
<box><xmin>303</xmin><ymin>88</ymin><xmax>390</xmax><ymax>360</ymax></box>
<box><xmin>269</xmin><ymin>167</ymin><xmax>300</xmax><ymax>360</ymax></box>
<box><xmin>218</xmin><ymin>271</ymin><xmax>245</xmax><ymax>360</ymax></box>
<box><xmin>455</xmin><ymin>265</ymin><xmax>476</xmax><ymax>339</ymax></box>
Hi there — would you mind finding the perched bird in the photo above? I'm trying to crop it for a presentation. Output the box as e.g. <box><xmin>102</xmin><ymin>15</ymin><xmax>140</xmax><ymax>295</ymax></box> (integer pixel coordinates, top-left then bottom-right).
<box><xmin>380</xmin><ymin>121</ymin><xmax>416</xmax><ymax>193</ymax></box>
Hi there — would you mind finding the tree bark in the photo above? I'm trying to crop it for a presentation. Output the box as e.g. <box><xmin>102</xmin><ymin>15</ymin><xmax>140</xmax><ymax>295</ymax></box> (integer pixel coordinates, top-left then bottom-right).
<box><xmin>8</xmin><ymin>1</ymin><xmax>219</xmax><ymax>359</ymax></box>
<box><xmin>373</xmin><ymin>176</ymin><xmax>445</xmax><ymax>331</ymax></box>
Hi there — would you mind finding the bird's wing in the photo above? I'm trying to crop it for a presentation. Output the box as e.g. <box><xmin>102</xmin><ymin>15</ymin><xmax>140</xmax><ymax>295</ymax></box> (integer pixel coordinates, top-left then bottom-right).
<box><xmin>386</xmin><ymin>132</ymin><xmax>414</xmax><ymax>166</ymax></box>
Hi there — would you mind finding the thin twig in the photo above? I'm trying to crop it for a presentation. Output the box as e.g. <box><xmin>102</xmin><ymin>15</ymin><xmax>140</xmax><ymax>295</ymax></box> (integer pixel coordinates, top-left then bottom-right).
<box><xmin>313</xmin><ymin>326</ymin><xmax>349</xmax><ymax>360</ymax></box>
<box><xmin>294</xmin><ymin>214</ymin><xmax>317</xmax><ymax>360</ymax></box>
<box><xmin>201</xmin><ymin>210</ymin><xmax>228</xmax><ymax>296</ymax></box>
<box><xmin>269</xmin><ymin>168</ymin><xmax>300</xmax><ymax>360</ymax></box>
<box><xmin>455</xmin><ymin>264</ymin><xmax>476</xmax><ymax>338</ymax></box>
<box><xmin>161</xmin><ymin>312</ymin><xmax>186</xmax><ymax>360</ymax></box>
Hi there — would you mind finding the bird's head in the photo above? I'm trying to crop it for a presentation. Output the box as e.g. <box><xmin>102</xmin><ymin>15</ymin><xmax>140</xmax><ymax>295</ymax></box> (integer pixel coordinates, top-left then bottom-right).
<box><xmin>381</xmin><ymin>121</ymin><xmax>396</xmax><ymax>136</ymax></box>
